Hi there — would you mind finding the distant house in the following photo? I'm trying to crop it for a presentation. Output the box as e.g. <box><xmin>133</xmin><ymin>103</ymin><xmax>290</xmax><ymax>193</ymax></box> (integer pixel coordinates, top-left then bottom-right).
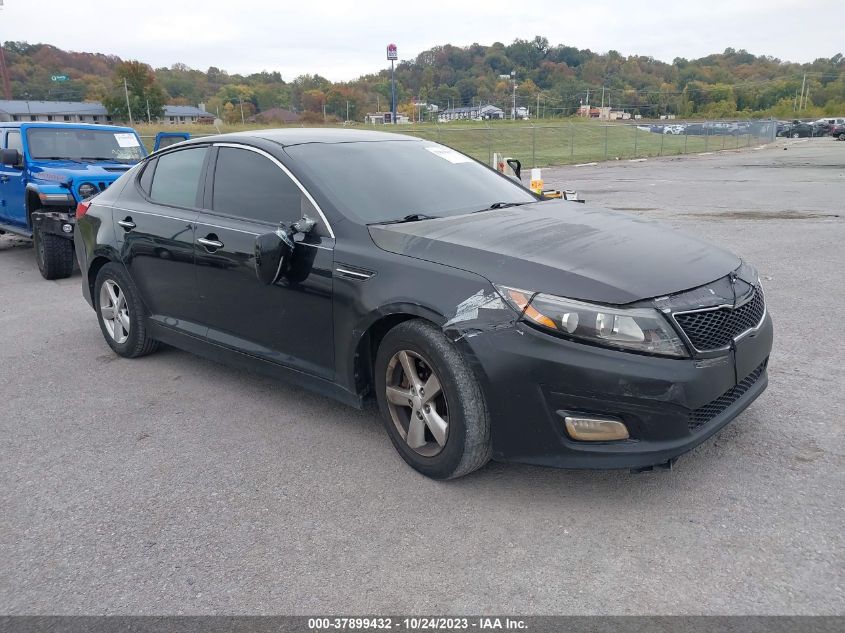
<box><xmin>247</xmin><ymin>108</ymin><xmax>301</xmax><ymax>124</ymax></box>
<box><xmin>439</xmin><ymin>104</ymin><xmax>503</xmax><ymax>121</ymax></box>
<box><xmin>0</xmin><ymin>100</ymin><xmax>111</xmax><ymax>123</ymax></box>
<box><xmin>161</xmin><ymin>105</ymin><xmax>215</xmax><ymax>125</ymax></box>
<box><xmin>0</xmin><ymin>100</ymin><xmax>215</xmax><ymax>125</ymax></box>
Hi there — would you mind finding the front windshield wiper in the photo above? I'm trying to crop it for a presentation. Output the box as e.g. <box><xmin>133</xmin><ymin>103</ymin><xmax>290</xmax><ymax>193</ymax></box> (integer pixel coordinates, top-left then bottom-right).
<box><xmin>373</xmin><ymin>213</ymin><xmax>440</xmax><ymax>225</ymax></box>
<box><xmin>79</xmin><ymin>156</ymin><xmax>120</xmax><ymax>162</ymax></box>
<box><xmin>474</xmin><ymin>201</ymin><xmax>531</xmax><ymax>213</ymax></box>
<box><xmin>36</xmin><ymin>156</ymin><xmax>81</xmax><ymax>162</ymax></box>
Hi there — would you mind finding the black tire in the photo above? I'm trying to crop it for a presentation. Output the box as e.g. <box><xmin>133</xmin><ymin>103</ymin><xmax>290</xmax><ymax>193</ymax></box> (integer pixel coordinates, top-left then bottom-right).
<box><xmin>94</xmin><ymin>262</ymin><xmax>159</xmax><ymax>358</ymax></box>
<box><xmin>33</xmin><ymin>222</ymin><xmax>74</xmax><ymax>280</ymax></box>
<box><xmin>839</xmin><ymin>134</ymin><xmax>845</xmax><ymax>141</ymax></box>
<box><xmin>374</xmin><ymin>319</ymin><xmax>491</xmax><ymax>479</ymax></box>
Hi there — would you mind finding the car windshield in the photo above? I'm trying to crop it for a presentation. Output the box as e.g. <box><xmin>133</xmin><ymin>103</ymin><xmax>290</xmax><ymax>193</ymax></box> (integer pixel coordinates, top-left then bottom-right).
<box><xmin>26</xmin><ymin>128</ymin><xmax>145</xmax><ymax>163</ymax></box>
<box><xmin>284</xmin><ymin>140</ymin><xmax>537</xmax><ymax>224</ymax></box>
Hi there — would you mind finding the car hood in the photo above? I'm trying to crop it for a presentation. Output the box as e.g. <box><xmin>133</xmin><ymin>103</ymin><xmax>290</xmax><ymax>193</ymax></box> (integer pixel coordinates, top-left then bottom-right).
<box><xmin>30</xmin><ymin>161</ymin><xmax>134</xmax><ymax>183</ymax></box>
<box><xmin>368</xmin><ymin>200</ymin><xmax>741</xmax><ymax>304</ymax></box>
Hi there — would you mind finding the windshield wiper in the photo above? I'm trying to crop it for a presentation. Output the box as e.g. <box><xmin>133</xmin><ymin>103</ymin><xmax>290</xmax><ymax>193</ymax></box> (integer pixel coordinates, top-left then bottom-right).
<box><xmin>474</xmin><ymin>201</ymin><xmax>531</xmax><ymax>213</ymax></box>
<box><xmin>374</xmin><ymin>213</ymin><xmax>440</xmax><ymax>225</ymax></box>
<box><xmin>79</xmin><ymin>156</ymin><xmax>119</xmax><ymax>162</ymax></box>
<box><xmin>37</xmin><ymin>156</ymin><xmax>81</xmax><ymax>162</ymax></box>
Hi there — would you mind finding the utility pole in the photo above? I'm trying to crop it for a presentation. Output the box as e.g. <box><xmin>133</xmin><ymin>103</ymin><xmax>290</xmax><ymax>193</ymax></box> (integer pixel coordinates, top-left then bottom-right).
<box><xmin>346</xmin><ymin>100</ymin><xmax>349</xmax><ymax>122</ymax></box>
<box><xmin>146</xmin><ymin>99</ymin><xmax>151</xmax><ymax>124</ymax></box>
<box><xmin>322</xmin><ymin>102</ymin><xmax>326</xmax><ymax>122</ymax></box>
<box><xmin>238</xmin><ymin>97</ymin><xmax>245</xmax><ymax>124</ymax></box>
<box><xmin>799</xmin><ymin>73</ymin><xmax>806</xmax><ymax>111</ymax></box>
<box><xmin>537</xmin><ymin>93</ymin><xmax>540</xmax><ymax>120</ymax></box>
<box><xmin>511</xmin><ymin>70</ymin><xmax>517</xmax><ymax>120</ymax></box>
<box><xmin>123</xmin><ymin>78</ymin><xmax>134</xmax><ymax>126</ymax></box>
<box><xmin>601</xmin><ymin>86</ymin><xmax>605</xmax><ymax>109</ymax></box>
<box><xmin>0</xmin><ymin>1</ymin><xmax>11</xmax><ymax>99</ymax></box>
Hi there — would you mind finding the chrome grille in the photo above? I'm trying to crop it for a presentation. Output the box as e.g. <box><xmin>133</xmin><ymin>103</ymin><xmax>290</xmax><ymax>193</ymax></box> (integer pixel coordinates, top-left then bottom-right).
<box><xmin>674</xmin><ymin>286</ymin><xmax>765</xmax><ymax>351</ymax></box>
<box><xmin>688</xmin><ymin>361</ymin><xmax>766</xmax><ymax>432</ymax></box>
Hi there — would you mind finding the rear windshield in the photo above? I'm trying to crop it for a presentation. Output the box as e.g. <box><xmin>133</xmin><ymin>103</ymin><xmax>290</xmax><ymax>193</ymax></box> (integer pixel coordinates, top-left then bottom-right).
<box><xmin>26</xmin><ymin>128</ymin><xmax>145</xmax><ymax>164</ymax></box>
<box><xmin>284</xmin><ymin>140</ymin><xmax>536</xmax><ymax>224</ymax></box>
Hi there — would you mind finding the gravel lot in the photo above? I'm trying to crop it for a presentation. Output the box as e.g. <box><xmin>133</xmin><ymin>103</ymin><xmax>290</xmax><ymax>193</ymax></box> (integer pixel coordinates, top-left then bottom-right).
<box><xmin>0</xmin><ymin>138</ymin><xmax>842</xmax><ymax>615</ymax></box>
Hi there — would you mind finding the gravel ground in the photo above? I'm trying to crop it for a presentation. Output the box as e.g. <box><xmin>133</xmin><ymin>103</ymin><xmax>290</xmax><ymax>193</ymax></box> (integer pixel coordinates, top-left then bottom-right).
<box><xmin>0</xmin><ymin>138</ymin><xmax>842</xmax><ymax>615</ymax></box>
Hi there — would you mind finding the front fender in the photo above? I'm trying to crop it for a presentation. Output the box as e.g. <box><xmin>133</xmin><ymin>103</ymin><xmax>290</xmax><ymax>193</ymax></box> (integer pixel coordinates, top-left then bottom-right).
<box><xmin>25</xmin><ymin>182</ymin><xmax>76</xmax><ymax>209</ymax></box>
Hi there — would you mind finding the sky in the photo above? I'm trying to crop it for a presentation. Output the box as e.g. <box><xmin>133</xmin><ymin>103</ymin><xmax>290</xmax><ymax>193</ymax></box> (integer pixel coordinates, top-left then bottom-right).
<box><xmin>0</xmin><ymin>0</ymin><xmax>840</xmax><ymax>82</ymax></box>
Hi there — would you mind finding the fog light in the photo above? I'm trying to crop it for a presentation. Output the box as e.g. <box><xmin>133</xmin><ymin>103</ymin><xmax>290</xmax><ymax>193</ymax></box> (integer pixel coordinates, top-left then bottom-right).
<box><xmin>563</xmin><ymin>415</ymin><xmax>629</xmax><ymax>441</ymax></box>
<box><xmin>62</xmin><ymin>223</ymin><xmax>73</xmax><ymax>234</ymax></box>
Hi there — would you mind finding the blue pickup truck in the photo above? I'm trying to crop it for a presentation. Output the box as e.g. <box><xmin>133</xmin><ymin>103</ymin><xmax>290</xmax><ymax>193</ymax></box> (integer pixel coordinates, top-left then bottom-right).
<box><xmin>0</xmin><ymin>122</ymin><xmax>152</xmax><ymax>279</ymax></box>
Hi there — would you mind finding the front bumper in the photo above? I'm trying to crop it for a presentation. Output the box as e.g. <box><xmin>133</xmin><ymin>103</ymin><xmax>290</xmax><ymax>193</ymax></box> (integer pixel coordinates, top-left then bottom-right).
<box><xmin>464</xmin><ymin>312</ymin><xmax>773</xmax><ymax>470</ymax></box>
<box><xmin>32</xmin><ymin>210</ymin><xmax>75</xmax><ymax>239</ymax></box>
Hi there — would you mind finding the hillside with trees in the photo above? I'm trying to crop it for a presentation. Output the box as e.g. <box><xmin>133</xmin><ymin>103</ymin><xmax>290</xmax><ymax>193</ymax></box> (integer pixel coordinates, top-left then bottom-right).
<box><xmin>2</xmin><ymin>38</ymin><xmax>843</xmax><ymax>121</ymax></box>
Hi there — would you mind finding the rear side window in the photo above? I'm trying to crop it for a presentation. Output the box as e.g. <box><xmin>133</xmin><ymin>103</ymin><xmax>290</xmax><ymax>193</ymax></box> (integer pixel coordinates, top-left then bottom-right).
<box><xmin>137</xmin><ymin>159</ymin><xmax>156</xmax><ymax>196</ymax></box>
<box><xmin>149</xmin><ymin>147</ymin><xmax>207</xmax><ymax>208</ymax></box>
<box><xmin>212</xmin><ymin>147</ymin><xmax>301</xmax><ymax>225</ymax></box>
<box><xmin>7</xmin><ymin>130</ymin><xmax>22</xmax><ymax>153</ymax></box>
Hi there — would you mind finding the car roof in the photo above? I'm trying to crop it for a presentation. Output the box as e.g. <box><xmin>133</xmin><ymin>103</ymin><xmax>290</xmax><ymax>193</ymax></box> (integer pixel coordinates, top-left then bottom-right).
<box><xmin>182</xmin><ymin>128</ymin><xmax>423</xmax><ymax>147</ymax></box>
<box><xmin>0</xmin><ymin>121</ymin><xmax>136</xmax><ymax>133</ymax></box>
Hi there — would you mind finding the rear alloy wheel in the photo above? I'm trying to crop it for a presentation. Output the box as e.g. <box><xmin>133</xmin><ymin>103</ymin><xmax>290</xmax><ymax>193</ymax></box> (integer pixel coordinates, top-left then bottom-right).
<box><xmin>33</xmin><ymin>221</ymin><xmax>74</xmax><ymax>280</ymax></box>
<box><xmin>94</xmin><ymin>263</ymin><xmax>159</xmax><ymax>358</ymax></box>
<box><xmin>375</xmin><ymin>319</ymin><xmax>491</xmax><ymax>479</ymax></box>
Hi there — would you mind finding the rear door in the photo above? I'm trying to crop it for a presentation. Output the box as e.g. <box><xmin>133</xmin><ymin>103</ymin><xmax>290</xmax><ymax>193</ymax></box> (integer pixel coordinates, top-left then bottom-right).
<box><xmin>194</xmin><ymin>144</ymin><xmax>335</xmax><ymax>379</ymax></box>
<box><xmin>115</xmin><ymin>145</ymin><xmax>209</xmax><ymax>335</ymax></box>
<box><xmin>0</xmin><ymin>129</ymin><xmax>27</xmax><ymax>226</ymax></box>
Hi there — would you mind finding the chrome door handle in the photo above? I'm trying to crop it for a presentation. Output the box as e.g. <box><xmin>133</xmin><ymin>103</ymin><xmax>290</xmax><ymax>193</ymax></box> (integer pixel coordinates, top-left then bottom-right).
<box><xmin>197</xmin><ymin>237</ymin><xmax>223</xmax><ymax>249</ymax></box>
<box><xmin>117</xmin><ymin>218</ymin><xmax>136</xmax><ymax>230</ymax></box>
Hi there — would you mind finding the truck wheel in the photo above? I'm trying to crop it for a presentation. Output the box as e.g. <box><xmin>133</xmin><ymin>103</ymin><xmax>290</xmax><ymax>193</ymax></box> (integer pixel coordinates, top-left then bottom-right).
<box><xmin>375</xmin><ymin>319</ymin><xmax>491</xmax><ymax>479</ymax></box>
<box><xmin>94</xmin><ymin>263</ymin><xmax>159</xmax><ymax>358</ymax></box>
<box><xmin>33</xmin><ymin>222</ymin><xmax>74</xmax><ymax>280</ymax></box>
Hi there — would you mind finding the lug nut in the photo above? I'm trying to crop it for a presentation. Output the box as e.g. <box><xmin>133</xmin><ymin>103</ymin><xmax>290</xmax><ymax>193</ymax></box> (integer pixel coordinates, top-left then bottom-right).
<box><xmin>424</xmin><ymin>405</ymin><xmax>430</xmax><ymax>413</ymax></box>
<box><xmin>416</xmin><ymin>411</ymin><xmax>423</xmax><ymax>419</ymax></box>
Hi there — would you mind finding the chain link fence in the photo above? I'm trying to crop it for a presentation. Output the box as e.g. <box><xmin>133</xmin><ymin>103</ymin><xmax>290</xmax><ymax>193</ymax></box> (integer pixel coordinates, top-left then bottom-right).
<box><xmin>393</xmin><ymin>118</ymin><xmax>778</xmax><ymax>168</ymax></box>
<box><xmin>138</xmin><ymin>118</ymin><xmax>777</xmax><ymax>169</ymax></box>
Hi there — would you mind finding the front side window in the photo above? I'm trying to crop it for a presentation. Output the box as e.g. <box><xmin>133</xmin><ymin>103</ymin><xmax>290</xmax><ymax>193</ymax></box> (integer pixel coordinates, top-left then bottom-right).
<box><xmin>149</xmin><ymin>148</ymin><xmax>207</xmax><ymax>208</ymax></box>
<box><xmin>212</xmin><ymin>147</ymin><xmax>302</xmax><ymax>225</ymax></box>
<box><xmin>25</xmin><ymin>128</ymin><xmax>145</xmax><ymax>163</ymax></box>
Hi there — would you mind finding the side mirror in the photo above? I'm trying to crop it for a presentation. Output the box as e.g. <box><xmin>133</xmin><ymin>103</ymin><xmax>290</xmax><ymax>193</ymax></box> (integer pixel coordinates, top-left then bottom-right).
<box><xmin>506</xmin><ymin>158</ymin><xmax>521</xmax><ymax>180</ymax></box>
<box><xmin>254</xmin><ymin>226</ymin><xmax>294</xmax><ymax>285</ymax></box>
<box><xmin>0</xmin><ymin>148</ymin><xmax>21</xmax><ymax>167</ymax></box>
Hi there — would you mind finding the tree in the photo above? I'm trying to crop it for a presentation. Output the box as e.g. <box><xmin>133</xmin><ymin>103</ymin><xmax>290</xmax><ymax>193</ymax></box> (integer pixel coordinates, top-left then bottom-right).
<box><xmin>102</xmin><ymin>61</ymin><xmax>166</xmax><ymax>123</ymax></box>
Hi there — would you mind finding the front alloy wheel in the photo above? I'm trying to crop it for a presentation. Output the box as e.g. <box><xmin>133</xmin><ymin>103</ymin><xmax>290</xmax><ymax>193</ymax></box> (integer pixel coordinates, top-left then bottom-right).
<box><xmin>99</xmin><ymin>279</ymin><xmax>130</xmax><ymax>344</ymax></box>
<box><xmin>385</xmin><ymin>350</ymin><xmax>449</xmax><ymax>457</ymax></box>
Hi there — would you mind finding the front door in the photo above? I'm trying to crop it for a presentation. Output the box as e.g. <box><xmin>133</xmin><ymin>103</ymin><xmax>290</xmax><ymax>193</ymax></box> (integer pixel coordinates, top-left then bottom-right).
<box><xmin>116</xmin><ymin>145</ymin><xmax>209</xmax><ymax>335</ymax></box>
<box><xmin>194</xmin><ymin>145</ymin><xmax>335</xmax><ymax>379</ymax></box>
<box><xmin>0</xmin><ymin>130</ymin><xmax>27</xmax><ymax>226</ymax></box>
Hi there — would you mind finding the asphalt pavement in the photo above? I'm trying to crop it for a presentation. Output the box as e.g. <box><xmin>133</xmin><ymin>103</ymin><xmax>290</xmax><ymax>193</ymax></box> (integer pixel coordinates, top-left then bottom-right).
<box><xmin>0</xmin><ymin>137</ymin><xmax>842</xmax><ymax>615</ymax></box>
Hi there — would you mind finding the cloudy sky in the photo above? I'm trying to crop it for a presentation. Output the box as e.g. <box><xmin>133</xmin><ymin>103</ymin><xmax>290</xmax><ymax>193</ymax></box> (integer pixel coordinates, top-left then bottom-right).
<box><xmin>0</xmin><ymin>0</ymin><xmax>840</xmax><ymax>81</ymax></box>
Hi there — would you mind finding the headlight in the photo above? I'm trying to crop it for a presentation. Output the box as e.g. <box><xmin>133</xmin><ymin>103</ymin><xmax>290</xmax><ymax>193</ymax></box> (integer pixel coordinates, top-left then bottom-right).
<box><xmin>78</xmin><ymin>182</ymin><xmax>97</xmax><ymax>199</ymax></box>
<box><xmin>496</xmin><ymin>285</ymin><xmax>689</xmax><ymax>358</ymax></box>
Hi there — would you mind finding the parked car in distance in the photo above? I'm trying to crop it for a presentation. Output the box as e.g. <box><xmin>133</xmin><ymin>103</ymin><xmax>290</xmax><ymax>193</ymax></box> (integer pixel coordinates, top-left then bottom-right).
<box><xmin>831</xmin><ymin>123</ymin><xmax>845</xmax><ymax>140</ymax></box>
<box><xmin>780</xmin><ymin>121</ymin><xmax>813</xmax><ymax>138</ymax></box>
<box><xmin>75</xmin><ymin>129</ymin><xmax>772</xmax><ymax>479</ymax></box>
<box><xmin>0</xmin><ymin>122</ymin><xmax>146</xmax><ymax>278</ymax></box>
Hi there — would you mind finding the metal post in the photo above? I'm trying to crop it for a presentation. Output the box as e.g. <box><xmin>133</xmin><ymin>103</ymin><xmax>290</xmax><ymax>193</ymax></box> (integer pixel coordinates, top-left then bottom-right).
<box><xmin>604</xmin><ymin>125</ymin><xmax>608</xmax><ymax>160</ymax></box>
<box><xmin>390</xmin><ymin>60</ymin><xmax>396</xmax><ymax>125</ymax></box>
<box><xmin>684</xmin><ymin>130</ymin><xmax>688</xmax><ymax>154</ymax></box>
<box><xmin>634</xmin><ymin>124</ymin><xmax>638</xmax><ymax>157</ymax></box>
<box><xmin>570</xmin><ymin>124</ymin><xmax>575</xmax><ymax>161</ymax></box>
<box><xmin>659</xmin><ymin>129</ymin><xmax>664</xmax><ymax>156</ymax></box>
<box><xmin>532</xmin><ymin>123</ymin><xmax>536</xmax><ymax>168</ymax></box>
<box><xmin>123</xmin><ymin>78</ymin><xmax>133</xmax><ymax>126</ymax></box>
<box><xmin>705</xmin><ymin>123</ymin><xmax>709</xmax><ymax>151</ymax></box>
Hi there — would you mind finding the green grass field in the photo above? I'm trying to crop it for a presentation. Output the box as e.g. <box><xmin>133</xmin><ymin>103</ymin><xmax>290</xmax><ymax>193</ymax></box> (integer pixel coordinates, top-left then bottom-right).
<box><xmin>133</xmin><ymin>119</ymin><xmax>771</xmax><ymax>168</ymax></box>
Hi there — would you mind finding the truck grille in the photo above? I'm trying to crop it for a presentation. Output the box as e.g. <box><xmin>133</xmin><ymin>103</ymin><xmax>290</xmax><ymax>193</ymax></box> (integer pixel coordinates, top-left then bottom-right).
<box><xmin>674</xmin><ymin>286</ymin><xmax>765</xmax><ymax>351</ymax></box>
<box><xmin>688</xmin><ymin>361</ymin><xmax>767</xmax><ymax>432</ymax></box>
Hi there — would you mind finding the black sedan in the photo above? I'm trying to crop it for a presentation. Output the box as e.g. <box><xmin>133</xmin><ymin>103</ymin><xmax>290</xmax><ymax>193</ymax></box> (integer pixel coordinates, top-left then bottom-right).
<box><xmin>74</xmin><ymin>129</ymin><xmax>772</xmax><ymax>479</ymax></box>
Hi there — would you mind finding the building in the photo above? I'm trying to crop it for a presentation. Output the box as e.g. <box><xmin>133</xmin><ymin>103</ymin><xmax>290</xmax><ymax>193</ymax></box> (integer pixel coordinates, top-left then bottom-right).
<box><xmin>0</xmin><ymin>100</ymin><xmax>214</xmax><ymax>125</ymax></box>
<box><xmin>439</xmin><ymin>104</ymin><xmax>503</xmax><ymax>121</ymax></box>
<box><xmin>160</xmin><ymin>105</ymin><xmax>215</xmax><ymax>125</ymax></box>
<box><xmin>0</xmin><ymin>100</ymin><xmax>111</xmax><ymax>123</ymax></box>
